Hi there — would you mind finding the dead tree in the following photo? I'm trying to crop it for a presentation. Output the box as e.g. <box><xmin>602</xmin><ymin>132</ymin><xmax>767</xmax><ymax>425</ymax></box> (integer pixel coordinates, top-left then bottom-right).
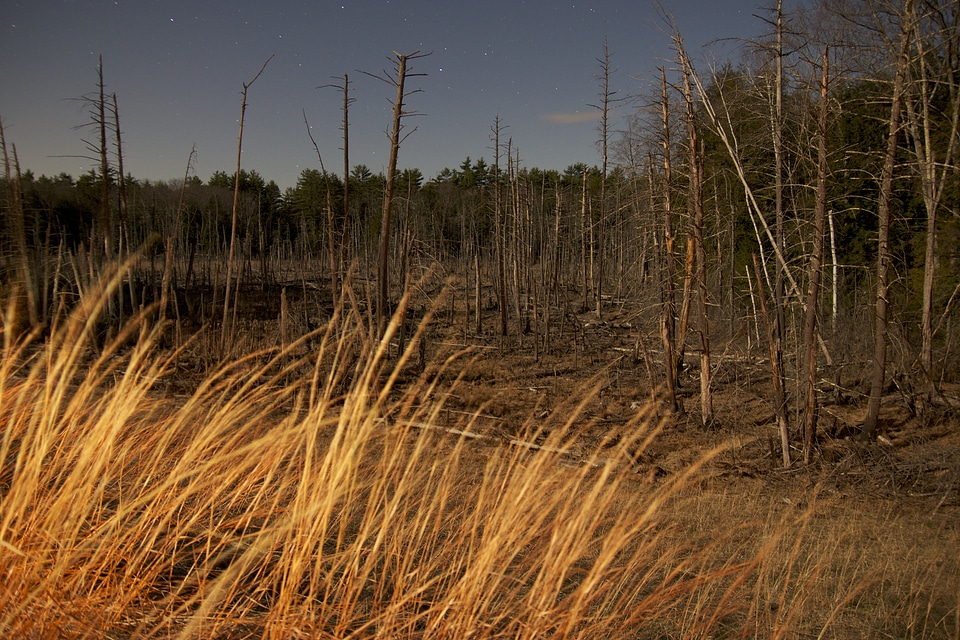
<box><xmin>492</xmin><ymin>115</ymin><xmax>508</xmax><ymax>339</ymax></box>
<box><xmin>303</xmin><ymin>108</ymin><xmax>338</xmax><ymax>311</ymax></box>
<box><xmin>111</xmin><ymin>94</ymin><xmax>129</xmax><ymax>263</ymax></box>
<box><xmin>341</xmin><ymin>73</ymin><xmax>352</xmax><ymax>268</ymax></box>
<box><xmin>96</xmin><ymin>57</ymin><xmax>112</xmax><ymax>262</ymax></box>
<box><xmin>581</xmin><ymin>168</ymin><xmax>590</xmax><ymax>313</ymax></box>
<box><xmin>772</xmin><ymin>0</ymin><xmax>787</xmax><ymax>405</ymax></box>
<box><xmin>588</xmin><ymin>30</ymin><xmax>622</xmax><ymax>319</ymax></box>
<box><xmin>221</xmin><ymin>55</ymin><xmax>272</xmax><ymax>353</ymax></box>
<box><xmin>659</xmin><ymin>68</ymin><xmax>679</xmax><ymax>414</ymax></box>
<box><xmin>363</xmin><ymin>50</ymin><xmax>428</xmax><ymax>337</ymax></box>
<box><xmin>1</xmin><ymin>120</ymin><xmax>39</xmax><ymax>331</ymax></box>
<box><xmin>903</xmin><ymin>2</ymin><xmax>960</xmax><ymax>380</ymax></box>
<box><xmin>768</xmin><ymin>0</ymin><xmax>790</xmax><ymax>455</ymax></box>
<box><xmin>802</xmin><ymin>48</ymin><xmax>830</xmax><ymax>463</ymax></box>
<box><xmin>754</xmin><ymin>253</ymin><xmax>789</xmax><ymax>465</ymax></box>
<box><xmin>681</xmin><ymin>59</ymin><xmax>713</xmax><ymax>427</ymax></box>
<box><xmin>864</xmin><ymin>1</ymin><xmax>913</xmax><ymax>438</ymax></box>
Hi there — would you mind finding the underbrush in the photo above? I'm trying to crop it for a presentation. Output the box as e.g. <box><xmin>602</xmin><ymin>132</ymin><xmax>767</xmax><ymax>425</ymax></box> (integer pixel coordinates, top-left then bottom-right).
<box><xmin>1</xmin><ymin>273</ymin><xmax>957</xmax><ymax>639</ymax></box>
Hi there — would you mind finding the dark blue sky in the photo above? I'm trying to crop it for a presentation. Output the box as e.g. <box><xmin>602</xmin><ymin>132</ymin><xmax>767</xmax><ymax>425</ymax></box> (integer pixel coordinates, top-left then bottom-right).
<box><xmin>2</xmin><ymin>1</ymin><xmax>773</xmax><ymax>189</ymax></box>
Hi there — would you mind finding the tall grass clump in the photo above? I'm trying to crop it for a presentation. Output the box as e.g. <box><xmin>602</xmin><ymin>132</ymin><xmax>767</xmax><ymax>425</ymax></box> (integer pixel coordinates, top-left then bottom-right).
<box><xmin>1</xmin><ymin>268</ymin><xmax>954</xmax><ymax>638</ymax></box>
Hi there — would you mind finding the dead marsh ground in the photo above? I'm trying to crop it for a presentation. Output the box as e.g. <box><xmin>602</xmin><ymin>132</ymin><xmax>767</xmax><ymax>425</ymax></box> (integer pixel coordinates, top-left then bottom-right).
<box><xmin>1</xmin><ymin>272</ymin><xmax>957</xmax><ymax>639</ymax></box>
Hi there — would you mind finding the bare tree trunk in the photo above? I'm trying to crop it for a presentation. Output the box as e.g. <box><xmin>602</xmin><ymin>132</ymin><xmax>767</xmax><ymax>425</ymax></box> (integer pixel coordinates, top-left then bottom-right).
<box><xmin>803</xmin><ymin>48</ymin><xmax>830</xmax><ymax>464</ymax></box>
<box><xmin>864</xmin><ymin>4</ymin><xmax>912</xmax><ymax>438</ymax></box>
<box><xmin>474</xmin><ymin>249</ymin><xmax>482</xmax><ymax>335</ymax></box>
<box><xmin>493</xmin><ymin>116</ymin><xmax>508</xmax><ymax>338</ymax></box>
<box><xmin>0</xmin><ymin>122</ymin><xmax>38</xmax><ymax>331</ymax></box>
<box><xmin>342</xmin><ymin>73</ymin><xmax>351</xmax><ymax>274</ymax></box>
<box><xmin>111</xmin><ymin>92</ymin><xmax>131</xmax><ymax>330</ymax></box>
<box><xmin>754</xmin><ymin>254</ymin><xmax>790</xmax><ymax>466</ymax></box>
<box><xmin>97</xmin><ymin>56</ymin><xmax>113</xmax><ymax>263</ymax></box>
<box><xmin>682</xmin><ymin>63</ymin><xmax>713</xmax><ymax>427</ymax></box>
<box><xmin>160</xmin><ymin>236</ymin><xmax>174</xmax><ymax>329</ymax></box>
<box><xmin>372</xmin><ymin>51</ymin><xmax>426</xmax><ymax>337</ymax></box>
<box><xmin>548</xmin><ymin>184</ymin><xmax>563</xmax><ymax>354</ymax></box>
<box><xmin>325</xmin><ymin>184</ymin><xmax>337</xmax><ymax>308</ymax></box>
<box><xmin>378</xmin><ymin>57</ymin><xmax>406</xmax><ymax>334</ymax></box>
<box><xmin>676</xmin><ymin>230</ymin><xmax>695</xmax><ymax>377</ymax></box>
<box><xmin>304</xmin><ymin>104</ymin><xmax>340</xmax><ymax>311</ymax></box>
<box><xmin>221</xmin><ymin>56</ymin><xmax>271</xmax><ymax>354</ymax></box>
<box><xmin>591</xmin><ymin>31</ymin><xmax>617</xmax><ymax>320</ymax></box>
<box><xmin>904</xmin><ymin>4</ymin><xmax>960</xmax><ymax>380</ymax></box>
<box><xmin>673</xmin><ymin>56</ymin><xmax>695</xmax><ymax>379</ymax></box>
<box><xmin>659</xmin><ymin>69</ymin><xmax>679</xmax><ymax>413</ymax></box>
<box><xmin>581</xmin><ymin>168</ymin><xmax>590</xmax><ymax>313</ymax></box>
<box><xmin>829</xmin><ymin>209</ymin><xmax>839</xmax><ymax>336</ymax></box>
<box><xmin>173</xmin><ymin>146</ymin><xmax>197</xmax><ymax>327</ymax></box>
<box><xmin>112</xmin><ymin>93</ymin><xmax>129</xmax><ymax>262</ymax></box>
<box><xmin>509</xmin><ymin>144</ymin><xmax>524</xmax><ymax>330</ymax></box>
<box><xmin>771</xmin><ymin>0</ymin><xmax>788</xmax><ymax>447</ymax></box>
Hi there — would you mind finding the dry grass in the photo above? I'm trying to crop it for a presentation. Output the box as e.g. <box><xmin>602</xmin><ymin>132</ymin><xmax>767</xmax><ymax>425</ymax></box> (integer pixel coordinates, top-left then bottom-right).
<box><xmin>1</xmin><ymin>272</ymin><xmax>957</xmax><ymax>639</ymax></box>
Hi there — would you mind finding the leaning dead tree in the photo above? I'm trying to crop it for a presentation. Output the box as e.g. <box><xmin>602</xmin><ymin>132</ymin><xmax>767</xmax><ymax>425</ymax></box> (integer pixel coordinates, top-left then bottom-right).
<box><xmin>362</xmin><ymin>50</ymin><xmax>428</xmax><ymax>337</ymax></box>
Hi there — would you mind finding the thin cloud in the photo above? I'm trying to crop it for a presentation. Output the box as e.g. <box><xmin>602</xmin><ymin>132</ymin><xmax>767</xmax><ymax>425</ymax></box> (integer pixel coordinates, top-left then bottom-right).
<box><xmin>542</xmin><ymin>111</ymin><xmax>600</xmax><ymax>124</ymax></box>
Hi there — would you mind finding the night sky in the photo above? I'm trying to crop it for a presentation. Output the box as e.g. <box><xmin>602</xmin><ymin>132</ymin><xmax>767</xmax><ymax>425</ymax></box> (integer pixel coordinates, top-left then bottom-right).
<box><xmin>2</xmin><ymin>1</ymin><xmax>771</xmax><ymax>189</ymax></box>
